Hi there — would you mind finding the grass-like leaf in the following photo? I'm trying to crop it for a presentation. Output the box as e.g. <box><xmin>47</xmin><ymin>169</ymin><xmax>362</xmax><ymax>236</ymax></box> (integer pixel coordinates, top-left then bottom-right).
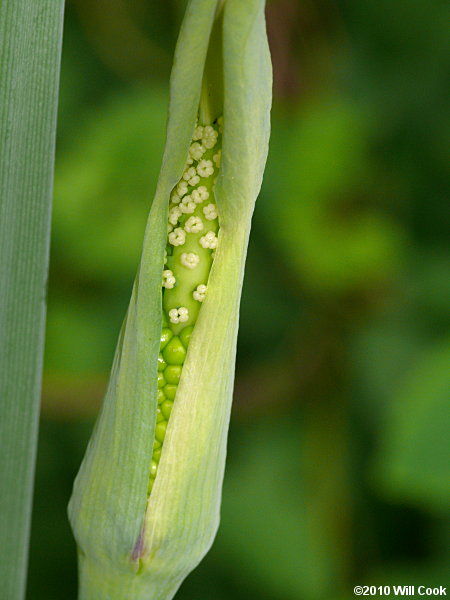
<box><xmin>0</xmin><ymin>2</ymin><xmax>65</xmax><ymax>598</ymax></box>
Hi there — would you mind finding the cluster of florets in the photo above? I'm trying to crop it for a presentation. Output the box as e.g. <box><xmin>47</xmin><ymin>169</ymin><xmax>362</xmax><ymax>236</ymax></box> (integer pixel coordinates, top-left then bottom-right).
<box><xmin>162</xmin><ymin>269</ymin><xmax>176</xmax><ymax>289</ymax></box>
<box><xmin>150</xmin><ymin>119</ymin><xmax>222</xmax><ymax>495</ymax></box>
<box><xmin>180</xmin><ymin>252</ymin><xmax>200</xmax><ymax>269</ymax></box>
<box><xmin>192</xmin><ymin>284</ymin><xmax>207</xmax><ymax>302</ymax></box>
<box><xmin>184</xmin><ymin>216</ymin><xmax>203</xmax><ymax>233</ymax></box>
<box><xmin>203</xmin><ymin>203</ymin><xmax>217</xmax><ymax>220</ymax></box>
<box><xmin>168</xmin><ymin>307</ymin><xmax>189</xmax><ymax>324</ymax></box>
<box><xmin>163</xmin><ymin>120</ymin><xmax>221</xmax><ymax>315</ymax></box>
<box><xmin>168</xmin><ymin>227</ymin><xmax>185</xmax><ymax>246</ymax></box>
<box><xmin>192</xmin><ymin>124</ymin><xmax>219</xmax><ymax>149</ymax></box>
<box><xmin>199</xmin><ymin>231</ymin><xmax>218</xmax><ymax>249</ymax></box>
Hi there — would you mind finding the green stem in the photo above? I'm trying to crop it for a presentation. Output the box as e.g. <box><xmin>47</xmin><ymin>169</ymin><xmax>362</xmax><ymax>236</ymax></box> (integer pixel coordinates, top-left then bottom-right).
<box><xmin>78</xmin><ymin>555</ymin><xmax>181</xmax><ymax>600</ymax></box>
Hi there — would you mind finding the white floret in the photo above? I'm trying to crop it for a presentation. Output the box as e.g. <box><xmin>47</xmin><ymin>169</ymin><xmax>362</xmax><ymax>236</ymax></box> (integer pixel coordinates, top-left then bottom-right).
<box><xmin>203</xmin><ymin>203</ymin><xmax>218</xmax><ymax>220</ymax></box>
<box><xmin>169</xmin><ymin>306</ymin><xmax>189</xmax><ymax>324</ymax></box>
<box><xmin>171</xmin><ymin>192</ymin><xmax>181</xmax><ymax>204</ymax></box>
<box><xmin>177</xmin><ymin>180</ymin><xmax>188</xmax><ymax>197</ymax></box>
<box><xmin>179</xmin><ymin>196</ymin><xmax>196</xmax><ymax>214</ymax></box>
<box><xmin>178</xmin><ymin>307</ymin><xmax>189</xmax><ymax>322</ymax></box>
<box><xmin>180</xmin><ymin>252</ymin><xmax>200</xmax><ymax>269</ymax></box>
<box><xmin>184</xmin><ymin>216</ymin><xmax>204</xmax><ymax>233</ymax></box>
<box><xmin>199</xmin><ymin>231</ymin><xmax>218</xmax><ymax>249</ymax></box>
<box><xmin>169</xmin><ymin>206</ymin><xmax>182</xmax><ymax>225</ymax></box>
<box><xmin>197</xmin><ymin>159</ymin><xmax>214</xmax><ymax>178</ymax></box>
<box><xmin>189</xmin><ymin>142</ymin><xmax>205</xmax><ymax>161</ymax></box>
<box><xmin>193</xmin><ymin>284</ymin><xmax>207</xmax><ymax>302</ymax></box>
<box><xmin>191</xmin><ymin>186</ymin><xmax>209</xmax><ymax>204</ymax></box>
<box><xmin>192</xmin><ymin>126</ymin><xmax>204</xmax><ymax>141</ymax></box>
<box><xmin>168</xmin><ymin>227</ymin><xmax>186</xmax><ymax>247</ymax></box>
<box><xmin>183</xmin><ymin>167</ymin><xmax>197</xmax><ymax>182</ymax></box>
<box><xmin>202</xmin><ymin>125</ymin><xmax>218</xmax><ymax>149</ymax></box>
<box><xmin>168</xmin><ymin>309</ymin><xmax>178</xmax><ymax>323</ymax></box>
<box><xmin>162</xmin><ymin>270</ymin><xmax>176</xmax><ymax>289</ymax></box>
<box><xmin>188</xmin><ymin>174</ymin><xmax>200</xmax><ymax>186</ymax></box>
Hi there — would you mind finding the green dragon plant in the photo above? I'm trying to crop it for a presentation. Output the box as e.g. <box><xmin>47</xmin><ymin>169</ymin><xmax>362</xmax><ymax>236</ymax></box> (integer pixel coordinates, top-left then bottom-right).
<box><xmin>68</xmin><ymin>0</ymin><xmax>272</xmax><ymax>598</ymax></box>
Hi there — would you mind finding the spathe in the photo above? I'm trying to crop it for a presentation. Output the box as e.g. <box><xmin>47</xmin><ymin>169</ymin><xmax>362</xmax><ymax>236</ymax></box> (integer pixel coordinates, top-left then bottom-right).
<box><xmin>69</xmin><ymin>1</ymin><xmax>271</xmax><ymax>598</ymax></box>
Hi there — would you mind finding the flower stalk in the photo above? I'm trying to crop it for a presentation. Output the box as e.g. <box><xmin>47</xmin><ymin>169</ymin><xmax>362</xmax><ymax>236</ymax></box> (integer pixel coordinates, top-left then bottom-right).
<box><xmin>68</xmin><ymin>0</ymin><xmax>271</xmax><ymax>598</ymax></box>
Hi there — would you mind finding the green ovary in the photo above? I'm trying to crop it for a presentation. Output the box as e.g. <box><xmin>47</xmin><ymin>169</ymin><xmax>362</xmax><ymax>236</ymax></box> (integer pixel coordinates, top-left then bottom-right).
<box><xmin>148</xmin><ymin>118</ymin><xmax>222</xmax><ymax>495</ymax></box>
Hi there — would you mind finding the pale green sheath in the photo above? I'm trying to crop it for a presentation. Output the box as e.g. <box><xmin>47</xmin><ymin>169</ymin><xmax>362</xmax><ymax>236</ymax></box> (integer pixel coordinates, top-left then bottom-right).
<box><xmin>68</xmin><ymin>1</ymin><xmax>272</xmax><ymax>598</ymax></box>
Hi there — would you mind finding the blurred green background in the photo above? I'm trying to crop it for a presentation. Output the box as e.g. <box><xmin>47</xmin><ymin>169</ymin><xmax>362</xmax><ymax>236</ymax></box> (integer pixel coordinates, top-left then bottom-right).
<box><xmin>29</xmin><ymin>0</ymin><xmax>449</xmax><ymax>598</ymax></box>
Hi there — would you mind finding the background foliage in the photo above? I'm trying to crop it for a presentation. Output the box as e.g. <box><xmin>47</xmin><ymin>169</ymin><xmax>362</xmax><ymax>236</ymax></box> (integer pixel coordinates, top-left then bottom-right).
<box><xmin>29</xmin><ymin>0</ymin><xmax>449</xmax><ymax>598</ymax></box>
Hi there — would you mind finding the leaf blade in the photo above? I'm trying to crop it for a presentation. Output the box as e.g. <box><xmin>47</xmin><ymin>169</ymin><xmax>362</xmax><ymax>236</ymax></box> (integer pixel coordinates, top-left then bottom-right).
<box><xmin>0</xmin><ymin>1</ymin><xmax>65</xmax><ymax>598</ymax></box>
